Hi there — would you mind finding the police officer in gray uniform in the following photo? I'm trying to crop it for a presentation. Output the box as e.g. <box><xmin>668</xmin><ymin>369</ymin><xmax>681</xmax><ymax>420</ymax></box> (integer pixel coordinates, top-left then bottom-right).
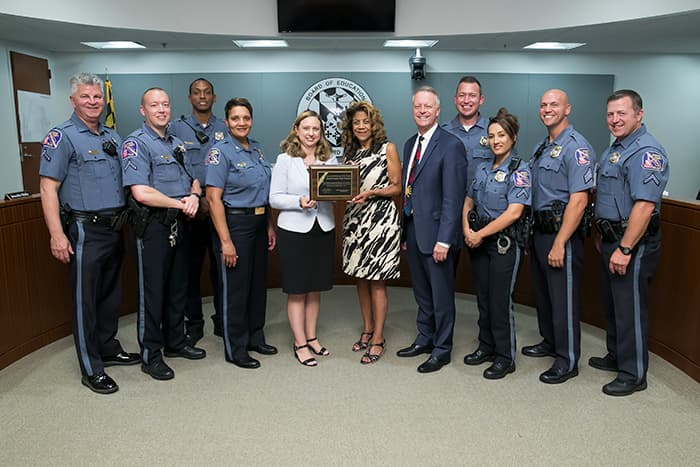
<box><xmin>462</xmin><ymin>108</ymin><xmax>531</xmax><ymax>380</ymax></box>
<box><xmin>169</xmin><ymin>78</ymin><xmax>228</xmax><ymax>344</ymax></box>
<box><xmin>39</xmin><ymin>72</ymin><xmax>139</xmax><ymax>395</ymax></box>
<box><xmin>590</xmin><ymin>89</ymin><xmax>669</xmax><ymax>396</ymax></box>
<box><xmin>121</xmin><ymin>87</ymin><xmax>206</xmax><ymax>381</ymax></box>
<box><xmin>206</xmin><ymin>97</ymin><xmax>278</xmax><ymax>369</ymax></box>
<box><xmin>441</xmin><ymin>76</ymin><xmax>492</xmax><ymax>187</ymax></box>
<box><xmin>521</xmin><ymin>89</ymin><xmax>595</xmax><ymax>384</ymax></box>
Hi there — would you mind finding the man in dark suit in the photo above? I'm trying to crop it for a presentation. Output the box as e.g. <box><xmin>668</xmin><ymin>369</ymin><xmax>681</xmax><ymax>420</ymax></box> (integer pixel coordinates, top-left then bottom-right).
<box><xmin>397</xmin><ymin>86</ymin><xmax>468</xmax><ymax>373</ymax></box>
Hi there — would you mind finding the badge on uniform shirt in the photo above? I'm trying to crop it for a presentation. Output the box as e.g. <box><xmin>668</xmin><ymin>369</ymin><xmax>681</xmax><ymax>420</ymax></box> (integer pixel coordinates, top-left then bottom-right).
<box><xmin>42</xmin><ymin>129</ymin><xmax>62</xmax><ymax>149</ymax></box>
<box><xmin>609</xmin><ymin>152</ymin><xmax>621</xmax><ymax>164</ymax></box>
<box><xmin>550</xmin><ymin>146</ymin><xmax>562</xmax><ymax>158</ymax></box>
<box><xmin>215</xmin><ymin>131</ymin><xmax>224</xmax><ymax>141</ymax></box>
<box><xmin>205</xmin><ymin>148</ymin><xmax>220</xmax><ymax>166</ymax></box>
<box><xmin>575</xmin><ymin>148</ymin><xmax>591</xmax><ymax>166</ymax></box>
<box><xmin>494</xmin><ymin>171</ymin><xmax>506</xmax><ymax>182</ymax></box>
<box><xmin>513</xmin><ymin>170</ymin><xmax>531</xmax><ymax>187</ymax></box>
<box><xmin>641</xmin><ymin>152</ymin><xmax>663</xmax><ymax>171</ymax></box>
<box><xmin>479</xmin><ymin>136</ymin><xmax>488</xmax><ymax>147</ymax></box>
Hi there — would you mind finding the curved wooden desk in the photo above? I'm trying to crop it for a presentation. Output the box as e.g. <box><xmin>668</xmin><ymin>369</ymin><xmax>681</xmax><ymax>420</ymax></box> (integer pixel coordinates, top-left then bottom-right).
<box><xmin>1</xmin><ymin>196</ymin><xmax>698</xmax><ymax>382</ymax></box>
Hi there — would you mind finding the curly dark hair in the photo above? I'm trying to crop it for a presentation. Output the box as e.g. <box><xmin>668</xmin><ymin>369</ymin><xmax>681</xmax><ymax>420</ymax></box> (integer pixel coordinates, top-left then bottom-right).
<box><xmin>279</xmin><ymin>110</ymin><xmax>332</xmax><ymax>161</ymax></box>
<box><xmin>339</xmin><ymin>101</ymin><xmax>388</xmax><ymax>162</ymax></box>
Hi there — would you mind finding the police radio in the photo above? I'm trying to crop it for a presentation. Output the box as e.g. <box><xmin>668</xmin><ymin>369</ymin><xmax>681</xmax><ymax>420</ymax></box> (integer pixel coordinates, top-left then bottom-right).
<box><xmin>179</xmin><ymin>115</ymin><xmax>209</xmax><ymax>144</ymax></box>
<box><xmin>102</xmin><ymin>137</ymin><xmax>118</xmax><ymax>157</ymax></box>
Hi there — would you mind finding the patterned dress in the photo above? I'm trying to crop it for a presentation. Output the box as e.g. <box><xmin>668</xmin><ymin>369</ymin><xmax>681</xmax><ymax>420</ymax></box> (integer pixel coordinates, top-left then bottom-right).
<box><xmin>342</xmin><ymin>142</ymin><xmax>401</xmax><ymax>280</ymax></box>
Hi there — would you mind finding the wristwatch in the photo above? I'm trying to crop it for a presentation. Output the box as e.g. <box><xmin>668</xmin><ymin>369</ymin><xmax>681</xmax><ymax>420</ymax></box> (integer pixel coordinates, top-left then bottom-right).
<box><xmin>619</xmin><ymin>245</ymin><xmax>633</xmax><ymax>255</ymax></box>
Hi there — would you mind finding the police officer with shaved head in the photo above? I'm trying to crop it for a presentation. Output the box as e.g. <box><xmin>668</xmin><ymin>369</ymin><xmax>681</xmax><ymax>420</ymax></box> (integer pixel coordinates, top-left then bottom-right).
<box><xmin>121</xmin><ymin>87</ymin><xmax>206</xmax><ymax>381</ymax></box>
<box><xmin>521</xmin><ymin>89</ymin><xmax>595</xmax><ymax>385</ymax></box>
<box><xmin>590</xmin><ymin>89</ymin><xmax>669</xmax><ymax>396</ymax></box>
<box><xmin>39</xmin><ymin>72</ymin><xmax>139</xmax><ymax>395</ymax></box>
<box><xmin>170</xmin><ymin>78</ymin><xmax>228</xmax><ymax>344</ymax></box>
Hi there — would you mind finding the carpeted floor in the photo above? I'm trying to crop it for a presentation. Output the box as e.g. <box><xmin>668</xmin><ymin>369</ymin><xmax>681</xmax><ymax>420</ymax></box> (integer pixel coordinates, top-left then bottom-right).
<box><xmin>0</xmin><ymin>286</ymin><xmax>698</xmax><ymax>466</ymax></box>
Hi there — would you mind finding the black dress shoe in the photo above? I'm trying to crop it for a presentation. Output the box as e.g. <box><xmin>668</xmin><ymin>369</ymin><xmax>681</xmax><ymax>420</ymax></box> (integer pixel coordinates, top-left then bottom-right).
<box><xmin>227</xmin><ymin>354</ymin><xmax>261</xmax><ymax>369</ymax></box>
<box><xmin>164</xmin><ymin>345</ymin><xmax>206</xmax><ymax>360</ymax></box>
<box><xmin>396</xmin><ymin>343</ymin><xmax>434</xmax><ymax>358</ymax></box>
<box><xmin>102</xmin><ymin>351</ymin><xmax>140</xmax><ymax>367</ymax></box>
<box><xmin>81</xmin><ymin>373</ymin><xmax>118</xmax><ymax>394</ymax></box>
<box><xmin>483</xmin><ymin>361</ymin><xmax>515</xmax><ymax>379</ymax></box>
<box><xmin>521</xmin><ymin>342</ymin><xmax>555</xmax><ymax>358</ymax></box>
<box><xmin>602</xmin><ymin>378</ymin><xmax>647</xmax><ymax>396</ymax></box>
<box><xmin>463</xmin><ymin>348</ymin><xmax>495</xmax><ymax>366</ymax></box>
<box><xmin>588</xmin><ymin>354</ymin><xmax>618</xmax><ymax>372</ymax></box>
<box><xmin>247</xmin><ymin>343</ymin><xmax>278</xmax><ymax>355</ymax></box>
<box><xmin>539</xmin><ymin>366</ymin><xmax>579</xmax><ymax>384</ymax></box>
<box><xmin>417</xmin><ymin>356</ymin><xmax>450</xmax><ymax>373</ymax></box>
<box><xmin>141</xmin><ymin>360</ymin><xmax>174</xmax><ymax>380</ymax></box>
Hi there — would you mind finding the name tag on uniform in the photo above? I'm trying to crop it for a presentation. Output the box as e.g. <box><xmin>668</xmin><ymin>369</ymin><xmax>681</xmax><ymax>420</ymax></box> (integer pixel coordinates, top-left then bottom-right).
<box><xmin>254</xmin><ymin>207</ymin><xmax>266</xmax><ymax>215</ymax></box>
<box><xmin>88</xmin><ymin>149</ymin><xmax>99</xmax><ymax>155</ymax></box>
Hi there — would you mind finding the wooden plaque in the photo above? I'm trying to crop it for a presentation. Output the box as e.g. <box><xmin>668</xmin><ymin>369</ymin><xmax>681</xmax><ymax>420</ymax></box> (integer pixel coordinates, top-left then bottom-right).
<box><xmin>309</xmin><ymin>164</ymin><xmax>360</xmax><ymax>201</ymax></box>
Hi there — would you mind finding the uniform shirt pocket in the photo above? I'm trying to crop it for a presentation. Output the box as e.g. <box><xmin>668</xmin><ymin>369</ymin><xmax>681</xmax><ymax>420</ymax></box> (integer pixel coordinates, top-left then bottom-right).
<box><xmin>538</xmin><ymin>156</ymin><xmax>568</xmax><ymax>191</ymax></box>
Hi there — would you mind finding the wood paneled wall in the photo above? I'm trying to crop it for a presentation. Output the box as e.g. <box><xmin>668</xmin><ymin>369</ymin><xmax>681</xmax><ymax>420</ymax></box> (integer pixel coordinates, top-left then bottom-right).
<box><xmin>2</xmin><ymin>196</ymin><xmax>698</xmax><ymax>383</ymax></box>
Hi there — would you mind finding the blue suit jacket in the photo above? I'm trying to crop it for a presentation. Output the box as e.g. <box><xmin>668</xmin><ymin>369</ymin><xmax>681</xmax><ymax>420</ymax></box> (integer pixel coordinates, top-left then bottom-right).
<box><xmin>402</xmin><ymin>126</ymin><xmax>467</xmax><ymax>254</ymax></box>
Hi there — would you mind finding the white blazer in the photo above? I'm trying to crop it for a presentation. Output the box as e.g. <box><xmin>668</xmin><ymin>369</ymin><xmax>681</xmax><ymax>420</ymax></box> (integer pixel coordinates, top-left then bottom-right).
<box><xmin>269</xmin><ymin>152</ymin><xmax>337</xmax><ymax>233</ymax></box>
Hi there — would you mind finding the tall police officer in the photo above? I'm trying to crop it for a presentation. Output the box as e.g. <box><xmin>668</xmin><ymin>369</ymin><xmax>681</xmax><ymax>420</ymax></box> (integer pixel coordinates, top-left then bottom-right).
<box><xmin>121</xmin><ymin>87</ymin><xmax>206</xmax><ymax>381</ymax></box>
<box><xmin>590</xmin><ymin>89</ymin><xmax>669</xmax><ymax>396</ymax></box>
<box><xmin>39</xmin><ymin>72</ymin><xmax>139</xmax><ymax>395</ymax></box>
<box><xmin>521</xmin><ymin>89</ymin><xmax>595</xmax><ymax>384</ymax></box>
<box><xmin>169</xmin><ymin>78</ymin><xmax>227</xmax><ymax>344</ymax></box>
<box><xmin>441</xmin><ymin>75</ymin><xmax>492</xmax><ymax>187</ymax></box>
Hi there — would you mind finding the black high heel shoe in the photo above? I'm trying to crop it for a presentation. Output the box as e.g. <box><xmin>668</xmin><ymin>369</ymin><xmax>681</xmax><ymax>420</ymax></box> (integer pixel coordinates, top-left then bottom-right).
<box><xmin>361</xmin><ymin>340</ymin><xmax>385</xmax><ymax>365</ymax></box>
<box><xmin>293</xmin><ymin>344</ymin><xmax>317</xmax><ymax>367</ymax></box>
<box><xmin>306</xmin><ymin>337</ymin><xmax>330</xmax><ymax>356</ymax></box>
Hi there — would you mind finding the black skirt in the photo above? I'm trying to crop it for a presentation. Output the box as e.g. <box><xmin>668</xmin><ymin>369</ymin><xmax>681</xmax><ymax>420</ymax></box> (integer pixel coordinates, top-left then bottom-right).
<box><xmin>277</xmin><ymin>220</ymin><xmax>334</xmax><ymax>294</ymax></box>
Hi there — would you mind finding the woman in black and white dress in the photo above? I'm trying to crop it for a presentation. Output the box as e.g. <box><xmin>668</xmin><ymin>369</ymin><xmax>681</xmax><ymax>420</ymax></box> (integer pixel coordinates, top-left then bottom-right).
<box><xmin>340</xmin><ymin>101</ymin><xmax>402</xmax><ymax>364</ymax></box>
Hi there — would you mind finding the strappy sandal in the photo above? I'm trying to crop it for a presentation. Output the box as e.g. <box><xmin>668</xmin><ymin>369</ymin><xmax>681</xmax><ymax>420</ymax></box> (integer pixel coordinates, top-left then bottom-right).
<box><xmin>352</xmin><ymin>331</ymin><xmax>374</xmax><ymax>352</ymax></box>
<box><xmin>293</xmin><ymin>344</ymin><xmax>317</xmax><ymax>367</ymax></box>
<box><xmin>306</xmin><ymin>337</ymin><xmax>330</xmax><ymax>356</ymax></box>
<box><xmin>361</xmin><ymin>340</ymin><xmax>385</xmax><ymax>365</ymax></box>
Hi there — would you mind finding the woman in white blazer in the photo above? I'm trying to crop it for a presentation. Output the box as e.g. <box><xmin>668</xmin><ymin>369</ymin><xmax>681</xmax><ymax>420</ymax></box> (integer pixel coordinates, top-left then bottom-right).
<box><xmin>269</xmin><ymin>110</ymin><xmax>337</xmax><ymax>367</ymax></box>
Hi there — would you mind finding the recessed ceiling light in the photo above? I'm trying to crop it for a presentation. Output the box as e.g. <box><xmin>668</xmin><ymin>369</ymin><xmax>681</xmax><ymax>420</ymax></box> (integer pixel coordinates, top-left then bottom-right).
<box><xmin>81</xmin><ymin>41</ymin><xmax>146</xmax><ymax>49</ymax></box>
<box><xmin>233</xmin><ymin>40</ymin><xmax>288</xmax><ymax>48</ymax></box>
<box><xmin>383</xmin><ymin>40</ymin><xmax>438</xmax><ymax>48</ymax></box>
<box><xmin>523</xmin><ymin>42</ymin><xmax>586</xmax><ymax>50</ymax></box>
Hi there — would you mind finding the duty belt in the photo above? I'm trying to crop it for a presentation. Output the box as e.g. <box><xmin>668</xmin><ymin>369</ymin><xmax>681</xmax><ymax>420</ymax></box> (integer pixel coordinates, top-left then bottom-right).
<box><xmin>149</xmin><ymin>207</ymin><xmax>183</xmax><ymax>225</ymax></box>
<box><xmin>68</xmin><ymin>210</ymin><xmax>119</xmax><ymax>226</ymax></box>
<box><xmin>533</xmin><ymin>210</ymin><xmax>561</xmax><ymax>234</ymax></box>
<box><xmin>226</xmin><ymin>206</ymin><xmax>266</xmax><ymax>216</ymax></box>
<box><xmin>595</xmin><ymin>213</ymin><xmax>660</xmax><ymax>243</ymax></box>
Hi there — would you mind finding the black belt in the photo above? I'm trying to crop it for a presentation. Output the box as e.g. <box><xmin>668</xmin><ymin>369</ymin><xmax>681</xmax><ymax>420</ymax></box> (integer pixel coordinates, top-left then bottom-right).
<box><xmin>69</xmin><ymin>210</ymin><xmax>119</xmax><ymax>226</ymax></box>
<box><xmin>595</xmin><ymin>213</ymin><xmax>660</xmax><ymax>243</ymax></box>
<box><xmin>149</xmin><ymin>207</ymin><xmax>184</xmax><ymax>225</ymax></box>
<box><xmin>226</xmin><ymin>206</ymin><xmax>267</xmax><ymax>216</ymax></box>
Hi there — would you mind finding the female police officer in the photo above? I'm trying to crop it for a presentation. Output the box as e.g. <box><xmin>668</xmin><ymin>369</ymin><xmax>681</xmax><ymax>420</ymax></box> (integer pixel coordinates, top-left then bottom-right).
<box><xmin>462</xmin><ymin>108</ymin><xmax>531</xmax><ymax>380</ymax></box>
<box><xmin>206</xmin><ymin>97</ymin><xmax>277</xmax><ymax>369</ymax></box>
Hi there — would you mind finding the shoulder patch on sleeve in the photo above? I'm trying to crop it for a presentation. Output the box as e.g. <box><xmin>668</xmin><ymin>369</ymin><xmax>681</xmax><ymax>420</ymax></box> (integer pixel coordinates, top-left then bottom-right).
<box><xmin>121</xmin><ymin>140</ymin><xmax>138</xmax><ymax>159</ymax></box>
<box><xmin>575</xmin><ymin>148</ymin><xmax>591</xmax><ymax>166</ymax></box>
<box><xmin>641</xmin><ymin>151</ymin><xmax>664</xmax><ymax>171</ymax></box>
<box><xmin>513</xmin><ymin>170</ymin><xmax>531</xmax><ymax>187</ymax></box>
<box><xmin>42</xmin><ymin>129</ymin><xmax>63</xmax><ymax>149</ymax></box>
<box><xmin>206</xmin><ymin>148</ymin><xmax>221</xmax><ymax>166</ymax></box>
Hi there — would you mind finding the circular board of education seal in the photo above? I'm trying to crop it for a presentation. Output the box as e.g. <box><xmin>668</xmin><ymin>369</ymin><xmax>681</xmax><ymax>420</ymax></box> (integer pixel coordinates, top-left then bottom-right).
<box><xmin>297</xmin><ymin>78</ymin><xmax>372</xmax><ymax>157</ymax></box>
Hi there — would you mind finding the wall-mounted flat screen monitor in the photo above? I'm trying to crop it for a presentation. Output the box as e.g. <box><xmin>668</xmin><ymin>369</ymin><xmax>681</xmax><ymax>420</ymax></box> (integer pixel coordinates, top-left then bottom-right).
<box><xmin>277</xmin><ymin>0</ymin><xmax>396</xmax><ymax>32</ymax></box>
